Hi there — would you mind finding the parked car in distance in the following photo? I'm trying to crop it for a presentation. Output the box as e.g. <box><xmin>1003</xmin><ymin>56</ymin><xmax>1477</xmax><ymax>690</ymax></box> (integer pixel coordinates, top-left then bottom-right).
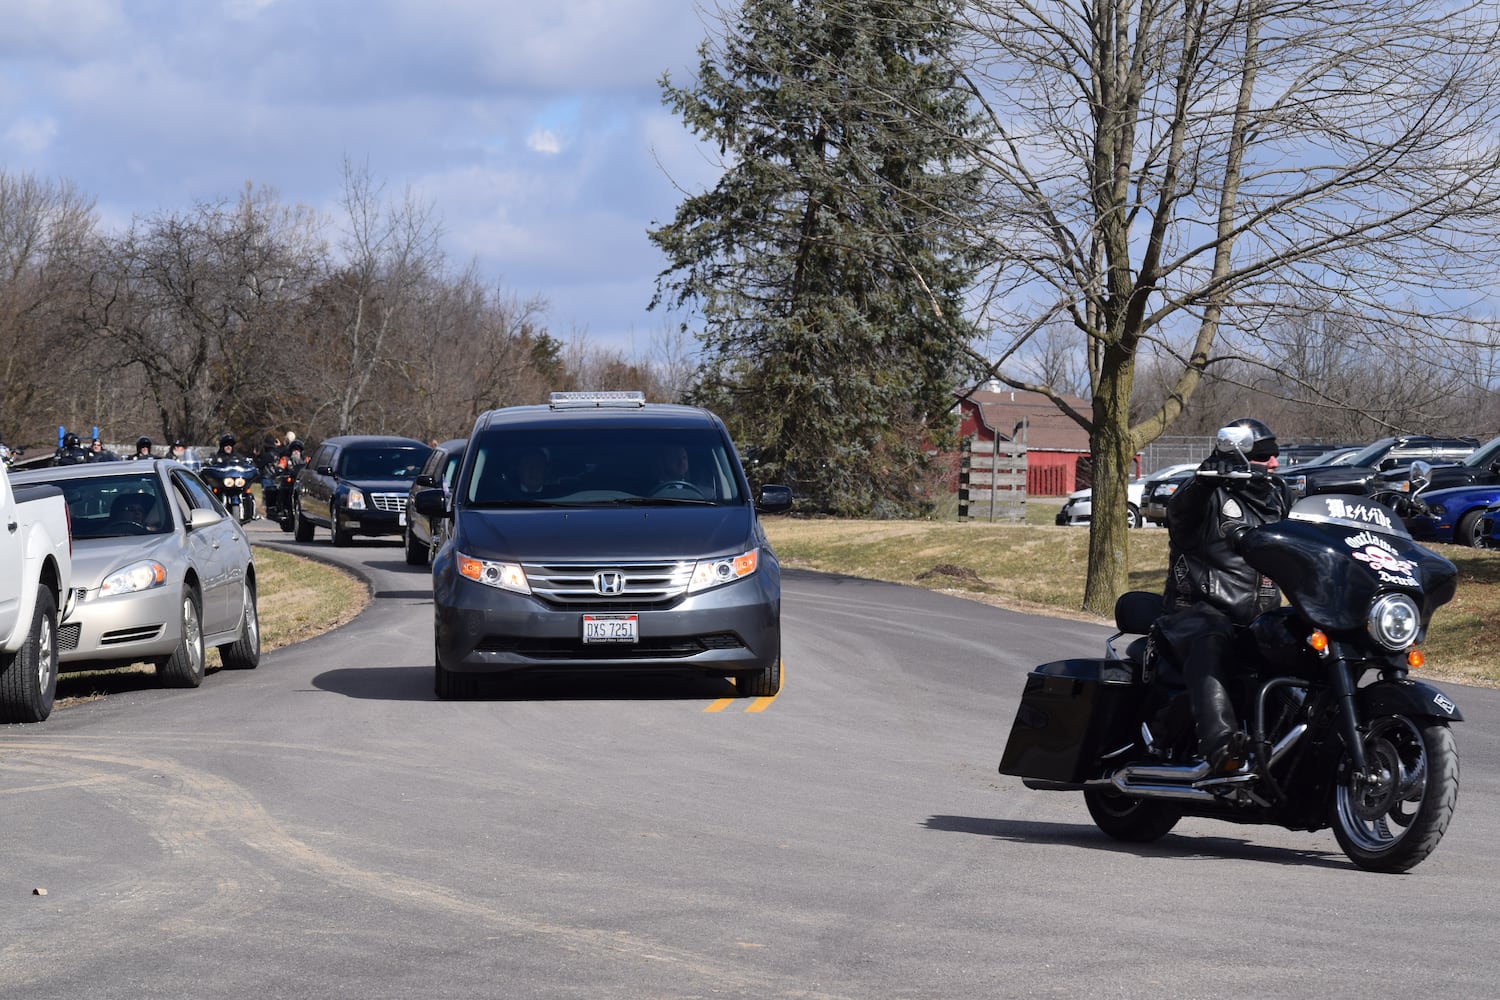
<box><xmin>293</xmin><ymin>435</ymin><xmax>432</xmax><ymax>546</ymax></box>
<box><xmin>1395</xmin><ymin>480</ymin><xmax>1500</xmax><ymax>547</ymax></box>
<box><xmin>1371</xmin><ymin>432</ymin><xmax>1500</xmax><ymax>500</ymax></box>
<box><xmin>1135</xmin><ymin>463</ymin><xmax>1207</xmax><ymax>527</ymax></box>
<box><xmin>415</xmin><ymin>391</ymin><xmax>793</xmax><ymax>700</ymax></box>
<box><xmin>1059</xmin><ymin>463</ymin><xmax>1198</xmax><ymax>529</ymax></box>
<box><xmin>1280</xmin><ymin>435</ymin><xmax>1479</xmax><ymax>499</ymax></box>
<box><xmin>404</xmin><ymin>437</ymin><xmax>466</xmax><ymax>566</ymax></box>
<box><xmin>9</xmin><ymin>459</ymin><xmax>260</xmax><ymax>690</ymax></box>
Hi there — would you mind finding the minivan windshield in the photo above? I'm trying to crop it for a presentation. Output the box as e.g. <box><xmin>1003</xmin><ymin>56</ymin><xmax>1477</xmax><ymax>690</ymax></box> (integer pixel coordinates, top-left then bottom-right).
<box><xmin>463</xmin><ymin>426</ymin><xmax>745</xmax><ymax>506</ymax></box>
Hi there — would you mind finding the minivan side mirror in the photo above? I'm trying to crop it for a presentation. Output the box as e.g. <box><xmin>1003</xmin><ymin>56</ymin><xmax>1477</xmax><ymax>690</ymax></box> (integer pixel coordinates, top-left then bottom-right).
<box><xmin>413</xmin><ymin>488</ymin><xmax>449</xmax><ymax>519</ymax></box>
<box><xmin>756</xmin><ymin>484</ymin><xmax>793</xmax><ymax>514</ymax></box>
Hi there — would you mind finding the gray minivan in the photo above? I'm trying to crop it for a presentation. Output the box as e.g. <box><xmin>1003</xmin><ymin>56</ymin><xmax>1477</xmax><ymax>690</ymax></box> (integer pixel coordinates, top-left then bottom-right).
<box><xmin>414</xmin><ymin>392</ymin><xmax>792</xmax><ymax>700</ymax></box>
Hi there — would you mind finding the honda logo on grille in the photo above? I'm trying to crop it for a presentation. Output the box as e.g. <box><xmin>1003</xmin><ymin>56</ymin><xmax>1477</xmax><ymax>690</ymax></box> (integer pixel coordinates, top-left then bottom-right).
<box><xmin>594</xmin><ymin>571</ymin><xmax>626</xmax><ymax>595</ymax></box>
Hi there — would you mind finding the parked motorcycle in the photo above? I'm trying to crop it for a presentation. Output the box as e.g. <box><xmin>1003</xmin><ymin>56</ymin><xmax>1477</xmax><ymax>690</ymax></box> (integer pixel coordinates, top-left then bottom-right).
<box><xmin>999</xmin><ymin>486</ymin><xmax>1463</xmax><ymax>873</ymax></box>
<box><xmin>201</xmin><ymin>460</ymin><xmax>259</xmax><ymax>523</ymax></box>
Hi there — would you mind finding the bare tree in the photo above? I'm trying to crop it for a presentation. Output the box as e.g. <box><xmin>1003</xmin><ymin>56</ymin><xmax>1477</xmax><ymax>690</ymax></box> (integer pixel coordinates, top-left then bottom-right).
<box><xmin>959</xmin><ymin>0</ymin><xmax>1500</xmax><ymax>612</ymax></box>
<box><xmin>86</xmin><ymin>186</ymin><xmax>323</xmax><ymax>444</ymax></box>
<box><xmin>310</xmin><ymin>158</ymin><xmax>445</xmax><ymax>435</ymax></box>
<box><xmin>0</xmin><ymin>172</ymin><xmax>97</xmax><ymax>450</ymax></box>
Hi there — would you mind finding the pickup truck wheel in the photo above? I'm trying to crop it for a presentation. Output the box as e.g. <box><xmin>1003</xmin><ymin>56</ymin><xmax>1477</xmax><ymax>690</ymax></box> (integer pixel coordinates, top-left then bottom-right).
<box><xmin>0</xmin><ymin>586</ymin><xmax>59</xmax><ymax>723</ymax></box>
<box><xmin>158</xmin><ymin>587</ymin><xmax>205</xmax><ymax>688</ymax></box>
<box><xmin>294</xmin><ymin>499</ymin><xmax>314</xmax><ymax>542</ymax></box>
<box><xmin>218</xmin><ymin>581</ymin><xmax>261</xmax><ymax>670</ymax></box>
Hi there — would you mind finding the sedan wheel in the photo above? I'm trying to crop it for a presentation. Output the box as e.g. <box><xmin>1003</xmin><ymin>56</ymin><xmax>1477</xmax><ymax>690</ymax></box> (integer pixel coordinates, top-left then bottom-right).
<box><xmin>159</xmin><ymin>588</ymin><xmax>206</xmax><ymax>688</ymax></box>
<box><xmin>218</xmin><ymin>582</ymin><xmax>261</xmax><ymax>670</ymax></box>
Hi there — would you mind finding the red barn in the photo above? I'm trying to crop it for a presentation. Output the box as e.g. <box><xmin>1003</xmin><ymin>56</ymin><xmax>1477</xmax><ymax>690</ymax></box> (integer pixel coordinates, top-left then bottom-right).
<box><xmin>952</xmin><ymin>387</ymin><xmax>1117</xmax><ymax>497</ymax></box>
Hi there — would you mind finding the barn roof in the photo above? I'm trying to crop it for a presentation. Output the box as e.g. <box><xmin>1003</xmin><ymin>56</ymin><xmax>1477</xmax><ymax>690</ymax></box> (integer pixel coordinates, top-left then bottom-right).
<box><xmin>959</xmin><ymin>388</ymin><xmax>1092</xmax><ymax>453</ymax></box>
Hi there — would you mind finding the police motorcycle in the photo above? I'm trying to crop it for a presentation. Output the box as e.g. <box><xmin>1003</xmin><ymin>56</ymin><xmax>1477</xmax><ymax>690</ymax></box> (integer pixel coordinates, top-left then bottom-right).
<box><xmin>999</xmin><ymin>432</ymin><xmax>1463</xmax><ymax>873</ymax></box>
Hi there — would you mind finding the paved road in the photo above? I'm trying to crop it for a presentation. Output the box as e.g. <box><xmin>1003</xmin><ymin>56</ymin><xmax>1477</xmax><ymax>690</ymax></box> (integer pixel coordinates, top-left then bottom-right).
<box><xmin>2</xmin><ymin>522</ymin><xmax>1497</xmax><ymax>999</ymax></box>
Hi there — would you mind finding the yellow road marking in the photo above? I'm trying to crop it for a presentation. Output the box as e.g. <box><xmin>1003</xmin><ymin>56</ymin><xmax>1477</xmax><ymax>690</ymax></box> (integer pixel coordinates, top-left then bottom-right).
<box><xmin>703</xmin><ymin>698</ymin><xmax>734</xmax><ymax>712</ymax></box>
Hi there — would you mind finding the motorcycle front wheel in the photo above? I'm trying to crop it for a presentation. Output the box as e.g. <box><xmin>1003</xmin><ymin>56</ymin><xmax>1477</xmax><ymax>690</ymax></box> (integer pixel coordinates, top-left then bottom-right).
<box><xmin>1331</xmin><ymin>715</ymin><xmax>1459</xmax><ymax>873</ymax></box>
<box><xmin>1084</xmin><ymin>789</ymin><xmax>1181</xmax><ymax>843</ymax></box>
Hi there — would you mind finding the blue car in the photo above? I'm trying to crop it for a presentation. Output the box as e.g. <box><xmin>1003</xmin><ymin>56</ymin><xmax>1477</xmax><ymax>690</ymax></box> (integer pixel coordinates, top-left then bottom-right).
<box><xmin>1404</xmin><ymin>483</ymin><xmax>1500</xmax><ymax>547</ymax></box>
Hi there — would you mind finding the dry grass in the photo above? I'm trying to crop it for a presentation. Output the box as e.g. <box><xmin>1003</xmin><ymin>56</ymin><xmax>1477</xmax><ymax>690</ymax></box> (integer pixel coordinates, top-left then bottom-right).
<box><xmin>764</xmin><ymin>515</ymin><xmax>1500</xmax><ymax>688</ymax></box>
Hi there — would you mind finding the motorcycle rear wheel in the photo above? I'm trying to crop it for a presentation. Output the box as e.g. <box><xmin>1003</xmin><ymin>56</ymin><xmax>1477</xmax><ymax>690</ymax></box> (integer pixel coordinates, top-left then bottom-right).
<box><xmin>1331</xmin><ymin>715</ymin><xmax>1458</xmax><ymax>873</ymax></box>
<box><xmin>1084</xmin><ymin>789</ymin><xmax>1181</xmax><ymax>843</ymax></box>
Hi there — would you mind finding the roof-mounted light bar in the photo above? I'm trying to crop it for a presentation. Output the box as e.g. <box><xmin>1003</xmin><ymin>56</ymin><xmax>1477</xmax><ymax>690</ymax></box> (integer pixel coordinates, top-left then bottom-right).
<box><xmin>549</xmin><ymin>391</ymin><xmax>647</xmax><ymax>409</ymax></box>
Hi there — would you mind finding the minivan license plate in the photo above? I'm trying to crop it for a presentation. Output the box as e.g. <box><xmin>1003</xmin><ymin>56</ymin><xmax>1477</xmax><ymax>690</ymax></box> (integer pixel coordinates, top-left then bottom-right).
<box><xmin>583</xmin><ymin>614</ymin><xmax>638</xmax><ymax>643</ymax></box>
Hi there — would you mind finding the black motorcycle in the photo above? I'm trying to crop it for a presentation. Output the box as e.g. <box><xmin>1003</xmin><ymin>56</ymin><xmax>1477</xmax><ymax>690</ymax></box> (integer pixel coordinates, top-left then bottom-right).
<box><xmin>1000</xmin><ymin>489</ymin><xmax>1463</xmax><ymax>873</ymax></box>
<box><xmin>201</xmin><ymin>460</ymin><xmax>259</xmax><ymax>523</ymax></box>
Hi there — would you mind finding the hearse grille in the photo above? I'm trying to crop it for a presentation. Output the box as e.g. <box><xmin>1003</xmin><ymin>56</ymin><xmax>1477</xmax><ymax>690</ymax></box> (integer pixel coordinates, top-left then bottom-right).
<box><xmin>369</xmin><ymin>492</ymin><xmax>408</xmax><ymax>512</ymax></box>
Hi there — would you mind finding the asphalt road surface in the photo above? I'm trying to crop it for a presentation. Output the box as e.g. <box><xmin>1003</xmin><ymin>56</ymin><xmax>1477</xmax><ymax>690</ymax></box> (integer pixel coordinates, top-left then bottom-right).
<box><xmin>3</xmin><ymin>521</ymin><xmax>1497</xmax><ymax>999</ymax></box>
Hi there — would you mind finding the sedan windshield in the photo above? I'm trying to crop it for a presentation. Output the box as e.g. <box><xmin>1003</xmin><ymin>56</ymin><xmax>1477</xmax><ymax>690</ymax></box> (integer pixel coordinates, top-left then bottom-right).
<box><xmin>53</xmin><ymin>474</ymin><xmax>173</xmax><ymax>538</ymax></box>
<box><xmin>463</xmin><ymin>427</ymin><xmax>744</xmax><ymax>506</ymax></box>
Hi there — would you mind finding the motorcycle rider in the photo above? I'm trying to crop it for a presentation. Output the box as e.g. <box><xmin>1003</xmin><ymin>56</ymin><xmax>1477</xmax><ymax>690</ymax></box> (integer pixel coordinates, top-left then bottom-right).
<box><xmin>1158</xmin><ymin>418</ymin><xmax>1293</xmax><ymax>776</ymax></box>
<box><xmin>210</xmin><ymin>433</ymin><xmax>246</xmax><ymax>467</ymax></box>
<box><xmin>54</xmin><ymin>432</ymin><xmax>91</xmax><ymax>466</ymax></box>
<box><xmin>129</xmin><ymin>436</ymin><xmax>154</xmax><ymax>460</ymax></box>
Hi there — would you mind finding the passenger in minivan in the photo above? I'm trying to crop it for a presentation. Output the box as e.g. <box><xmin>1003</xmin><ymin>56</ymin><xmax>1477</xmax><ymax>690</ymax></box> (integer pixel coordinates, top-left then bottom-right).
<box><xmin>515</xmin><ymin>448</ymin><xmax>550</xmax><ymax>495</ymax></box>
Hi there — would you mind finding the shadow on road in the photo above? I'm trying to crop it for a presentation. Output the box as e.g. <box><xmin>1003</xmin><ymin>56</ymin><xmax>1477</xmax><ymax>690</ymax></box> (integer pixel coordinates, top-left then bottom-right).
<box><xmin>311</xmin><ymin>664</ymin><xmax>741</xmax><ymax>703</ymax></box>
<box><xmin>923</xmin><ymin>813</ymin><xmax>1347</xmax><ymax>870</ymax></box>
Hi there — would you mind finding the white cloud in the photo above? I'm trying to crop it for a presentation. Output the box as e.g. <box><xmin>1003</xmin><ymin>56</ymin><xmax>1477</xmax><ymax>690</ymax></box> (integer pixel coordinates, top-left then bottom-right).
<box><xmin>527</xmin><ymin>129</ymin><xmax>563</xmax><ymax>155</ymax></box>
<box><xmin>3</xmin><ymin>115</ymin><xmax>58</xmax><ymax>154</ymax></box>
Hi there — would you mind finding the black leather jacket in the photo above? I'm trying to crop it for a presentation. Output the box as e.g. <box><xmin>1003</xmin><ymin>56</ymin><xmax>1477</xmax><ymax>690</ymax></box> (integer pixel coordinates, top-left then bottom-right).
<box><xmin>1163</xmin><ymin>470</ymin><xmax>1293</xmax><ymax>625</ymax></box>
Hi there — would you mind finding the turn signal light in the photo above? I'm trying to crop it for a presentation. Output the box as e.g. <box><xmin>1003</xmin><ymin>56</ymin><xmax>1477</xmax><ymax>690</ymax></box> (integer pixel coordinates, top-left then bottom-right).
<box><xmin>1307</xmin><ymin>630</ymin><xmax>1329</xmax><ymax>655</ymax></box>
<box><xmin>1408</xmin><ymin>649</ymin><xmax>1426</xmax><ymax>669</ymax></box>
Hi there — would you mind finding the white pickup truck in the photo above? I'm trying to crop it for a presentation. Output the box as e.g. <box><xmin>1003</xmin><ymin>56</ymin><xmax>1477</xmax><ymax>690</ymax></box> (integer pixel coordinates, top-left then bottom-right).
<box><xmin>1</xmin><ymin>463</ymin><xmax>72</xmax><ymax>723</ymax></box>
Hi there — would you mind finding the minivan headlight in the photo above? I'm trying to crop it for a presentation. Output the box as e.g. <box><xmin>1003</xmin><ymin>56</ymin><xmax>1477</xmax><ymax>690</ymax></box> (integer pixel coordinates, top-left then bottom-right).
<box><xmin>457</xmin><ymin>552</ymin><xmax>530</xmax><ymax>594</ymax></box>
<box><xmin>688</xmin><ymin>549</ymin><xmax>759</xmax><ymax>593</ymax></box>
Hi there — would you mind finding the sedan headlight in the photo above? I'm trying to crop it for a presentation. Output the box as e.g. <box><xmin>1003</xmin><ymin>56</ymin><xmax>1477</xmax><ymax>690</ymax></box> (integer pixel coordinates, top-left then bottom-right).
<box><xmin>1367</xmin><ymin>593</ymin><xmax>1421</xmax><ymax>650</ymax></box>
<box><xmin>457</xmin><ymin>551</ymin><xmax>530</xmax><ymax>594</ymax></box>
<box><xmin>688</xmin><ymin>549</ymin><xmax>759</xmax><ymax>593</ymax></box>
<box><xmin>99</xmin><ymin>560</ymin><xmax>167</xmax><ymax>598</ymax></box>
<box><xmin>343</xmin><ymin>489</ymin><xmax>367</xmax><ymax>510</ymax></box>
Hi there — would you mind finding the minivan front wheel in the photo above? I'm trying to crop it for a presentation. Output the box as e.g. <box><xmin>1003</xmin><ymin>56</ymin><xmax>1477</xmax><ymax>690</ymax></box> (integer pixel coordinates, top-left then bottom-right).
<box><xmin>737</xmin><ymin>647</ymin><xmax>782</xmax><ymax>698</ymax></box>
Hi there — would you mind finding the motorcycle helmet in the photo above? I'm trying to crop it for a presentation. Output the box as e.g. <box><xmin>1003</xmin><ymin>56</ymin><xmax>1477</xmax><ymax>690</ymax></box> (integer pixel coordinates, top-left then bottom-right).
<box><xmin>63</xmin><ymin>432</ymin><xmax>80</xmax><ymax>449</ymax></box>
<box><xmin>219</xmin><ymin>433</ymin><xmax>237</xmax><ymax>449</ymax></box>
<box><xmin>136</xmin><ymin>436</ymin><xmax>152</xmax><ymax>451</ymax></box>
<box><xmin>1219</xmin><ymin>417</ymin><xmax>1278</xmax><ymax>462</ymax></box>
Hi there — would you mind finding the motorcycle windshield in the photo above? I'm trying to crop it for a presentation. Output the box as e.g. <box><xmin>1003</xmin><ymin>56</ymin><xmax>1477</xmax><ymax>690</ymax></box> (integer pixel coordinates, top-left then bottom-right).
<box><xmin>1240</xmin><ymin>494</ymin><xmax>1458</xmax><ymax>632</ymax></box>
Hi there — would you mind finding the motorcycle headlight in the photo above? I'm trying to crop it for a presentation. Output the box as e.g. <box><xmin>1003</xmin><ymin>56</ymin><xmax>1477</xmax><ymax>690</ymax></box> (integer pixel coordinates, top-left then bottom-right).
<box><xmin>1367</xmin><ymin>593</ymin><xmax>1421</xmax><ymax>650</ymax></box>
<box><xmin>688</xmin><ymin>549</ymin><xmax>759</xmax><ymax>593</ymax></box>
<box><xmin>231</xmin><ymin>476</ymin><xmax>246</xmax><ymax>487</ymax></box>
<box><xmin>99</xmin><ymin>560</ymin><xmax>167</xmax><ymax>597</ymax></box>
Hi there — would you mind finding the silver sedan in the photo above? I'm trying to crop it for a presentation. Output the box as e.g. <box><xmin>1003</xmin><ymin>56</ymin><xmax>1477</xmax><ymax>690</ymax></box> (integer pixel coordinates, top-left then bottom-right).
<box><xmin>10</xmin><ymin>459</ymin><xmax>260</xmax><ymax>688</ymax></box>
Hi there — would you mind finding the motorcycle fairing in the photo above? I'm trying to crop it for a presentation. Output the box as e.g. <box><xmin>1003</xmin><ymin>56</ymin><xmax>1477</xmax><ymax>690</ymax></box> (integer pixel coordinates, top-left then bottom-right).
<box><xmin>1239</xmin><ymin>494</ymin><xmax>1457</xmax><ymax>633</ymax></box>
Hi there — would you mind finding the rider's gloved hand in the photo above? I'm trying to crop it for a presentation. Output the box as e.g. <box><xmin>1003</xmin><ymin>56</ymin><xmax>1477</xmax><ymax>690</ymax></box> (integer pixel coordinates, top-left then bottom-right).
<box><xmin>1198</xmin><ymin>453</ymin><xmax>1243</xmax><ymax>476</ymax></box>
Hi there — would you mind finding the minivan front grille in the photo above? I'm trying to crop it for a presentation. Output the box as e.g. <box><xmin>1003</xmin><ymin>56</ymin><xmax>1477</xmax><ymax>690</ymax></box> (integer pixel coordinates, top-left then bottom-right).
<box><xmin>523</xmin><ymin>561</ymin><xmax>694</xmax><ymax>605</ymax></box>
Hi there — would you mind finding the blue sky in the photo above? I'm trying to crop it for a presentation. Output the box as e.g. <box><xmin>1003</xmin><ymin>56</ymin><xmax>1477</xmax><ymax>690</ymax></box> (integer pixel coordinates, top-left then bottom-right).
<box><xmin>0</xmin><ymin>0</ymin><xmax>722</xmax><ymax>354</ymax></box>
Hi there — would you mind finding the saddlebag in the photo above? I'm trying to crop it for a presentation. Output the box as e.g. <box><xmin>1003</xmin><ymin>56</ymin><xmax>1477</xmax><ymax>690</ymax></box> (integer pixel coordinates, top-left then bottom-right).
<box><xmin>998</xmin><ymin>659</ymin><xmax>1143</xmax><ymax>783</ymax></box>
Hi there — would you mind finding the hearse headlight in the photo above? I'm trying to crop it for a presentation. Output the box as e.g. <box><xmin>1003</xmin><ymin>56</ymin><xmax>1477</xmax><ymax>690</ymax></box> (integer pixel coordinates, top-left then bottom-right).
<box><xmin>342</xmin><ymin>488</ymin><xmax>367</xmax><ymax>510</ymax></box>
<box><xmin>100</xmin><ymin>560</ymin><xmax>168</xmax><ymax>597</ymax></box>
<box><xmin>1367</xmin><ymin>593</ymin><xmax>1421</xmax><ymax>650</ymax></box>
<box><xmin>688</xmin><ymin>548</ymin><xmax>759</xmax><ymax>593</ymax></box>
<box><xmin>457</xmin><ymin>552</ymin><xmax>530</xmax><ymax>594</ymax></box>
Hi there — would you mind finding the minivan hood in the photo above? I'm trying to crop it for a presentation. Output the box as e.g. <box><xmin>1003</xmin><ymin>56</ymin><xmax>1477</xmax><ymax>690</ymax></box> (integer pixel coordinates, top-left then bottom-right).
<box><xmin>455</xmin><ymin>505</ymin><xmax>758</xmax><ymax>560</ymax></box>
